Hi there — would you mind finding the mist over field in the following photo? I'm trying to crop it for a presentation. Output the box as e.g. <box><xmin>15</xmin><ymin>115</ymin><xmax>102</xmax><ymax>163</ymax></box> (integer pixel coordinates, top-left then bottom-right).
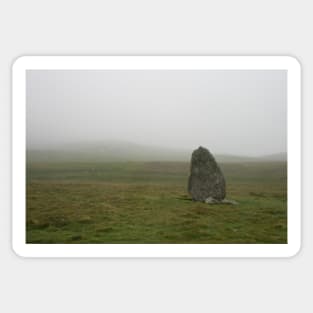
<box><xmin>26</xmin><ymin>70</ymin><xmax>287</xmax><ymax>158</ymax></box>
<box><xmin>27</xmin><ymin>140</ymin><xmax>287</xmax><ymax>163</ymax></box>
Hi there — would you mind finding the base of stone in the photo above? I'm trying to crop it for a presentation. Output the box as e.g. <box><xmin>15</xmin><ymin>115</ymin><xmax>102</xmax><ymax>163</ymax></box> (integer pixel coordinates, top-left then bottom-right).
<box><xmin>204</xmin><ymin>197</ymin><xmax>238</xmax><ymax>205</ymax></box>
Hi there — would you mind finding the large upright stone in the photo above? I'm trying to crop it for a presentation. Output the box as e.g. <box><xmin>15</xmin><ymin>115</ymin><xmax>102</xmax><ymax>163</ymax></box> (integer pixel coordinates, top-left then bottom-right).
<box><xmin>188</xmin><ymin>146</ymin><xmax>226</xmax><ymax>201</ymax></box>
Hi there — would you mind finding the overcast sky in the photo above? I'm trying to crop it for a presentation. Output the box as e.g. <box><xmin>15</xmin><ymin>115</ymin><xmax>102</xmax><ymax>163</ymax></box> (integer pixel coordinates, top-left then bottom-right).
<box><xmin>26</xmin><ymin>70</ymin><xmax>287</xmax><ymax>156</ymax></box>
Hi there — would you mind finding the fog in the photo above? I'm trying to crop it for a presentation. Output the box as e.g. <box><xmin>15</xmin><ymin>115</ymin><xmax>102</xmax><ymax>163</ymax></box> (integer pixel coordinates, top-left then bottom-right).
<box><xmin>27</xmin><ymin>70</ymin><xmax>287</xmax><ymax>157</ymax></box>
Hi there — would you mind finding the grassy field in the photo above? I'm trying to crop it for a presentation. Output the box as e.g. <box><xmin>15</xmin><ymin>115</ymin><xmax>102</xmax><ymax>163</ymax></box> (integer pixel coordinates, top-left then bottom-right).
<box><xmin>26</xmin><ymin>161</ymin><xmax>287</xmax><ymax>244</ymax></box>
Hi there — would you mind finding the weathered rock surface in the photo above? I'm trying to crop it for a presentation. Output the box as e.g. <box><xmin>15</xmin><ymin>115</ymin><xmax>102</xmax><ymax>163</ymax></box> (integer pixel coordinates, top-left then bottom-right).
<box><xmin>188</xmin><ymin>146</ymin><xmax>226</xmax><ymax>202</ymax></box>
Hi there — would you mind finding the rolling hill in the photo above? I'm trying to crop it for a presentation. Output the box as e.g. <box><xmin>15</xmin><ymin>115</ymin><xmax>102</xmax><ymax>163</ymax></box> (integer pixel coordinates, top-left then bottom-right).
<box><xmin>27</xmin><ymin>141</ymin><xmax>287</xmax><ymax>163</ymax></box>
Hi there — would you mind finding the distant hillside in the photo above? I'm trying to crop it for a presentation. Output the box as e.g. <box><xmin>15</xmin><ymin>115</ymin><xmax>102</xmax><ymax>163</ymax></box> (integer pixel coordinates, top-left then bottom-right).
<box><xmin>27</xmin><ymin>141</ymin><xmax>287</xmax><ymax>163</ymax></box>
<box><xmin>257</xmin><ymin>152</ymin><xmax>287</xmax><ymax>162</ymax></box>
<box><xmin>27</xmin><ymin>141</ymin><xmax>189</xmax><ymax>163</ymax></box>
<box><xmin>216</xmin><ymin>153</ymin><xmax>287</xmax><ymax>163</ymax></box>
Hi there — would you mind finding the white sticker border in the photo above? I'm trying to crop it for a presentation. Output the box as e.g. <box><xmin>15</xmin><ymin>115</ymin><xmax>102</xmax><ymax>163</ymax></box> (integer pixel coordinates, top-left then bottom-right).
<box><xmin>12</xmin><ymin>56</ymin><xmax>301</xmax><ymax>258</ymax></box>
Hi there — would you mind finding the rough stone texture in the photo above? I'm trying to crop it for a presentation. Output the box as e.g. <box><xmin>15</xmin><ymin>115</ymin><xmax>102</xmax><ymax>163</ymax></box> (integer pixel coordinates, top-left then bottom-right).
<box><xmin>188</xmin><ymin>146</ymin><xmax>226</xmax><ymax>201</ymax></box>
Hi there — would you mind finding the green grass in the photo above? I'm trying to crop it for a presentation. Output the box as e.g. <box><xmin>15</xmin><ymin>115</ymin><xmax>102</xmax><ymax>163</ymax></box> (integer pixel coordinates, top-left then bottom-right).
<box><xmin>26</xmin><ymin>161</ymin><xmax>287</xmax><ymax>244</ymax></box>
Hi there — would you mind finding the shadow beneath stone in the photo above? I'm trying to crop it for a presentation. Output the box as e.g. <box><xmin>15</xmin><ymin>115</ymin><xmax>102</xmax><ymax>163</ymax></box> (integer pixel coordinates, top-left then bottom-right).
<box><xmin>176</xmin><ymin>195</ymin><xmax>193</xmax><ymax>202</ymax></box>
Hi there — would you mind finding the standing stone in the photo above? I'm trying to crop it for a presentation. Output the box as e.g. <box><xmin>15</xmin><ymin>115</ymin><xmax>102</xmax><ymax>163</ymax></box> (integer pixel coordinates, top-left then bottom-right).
<box><xmin>188</xmin><ymin>146</ymin><xmax>226</xmax><ymax>202</ymax></box>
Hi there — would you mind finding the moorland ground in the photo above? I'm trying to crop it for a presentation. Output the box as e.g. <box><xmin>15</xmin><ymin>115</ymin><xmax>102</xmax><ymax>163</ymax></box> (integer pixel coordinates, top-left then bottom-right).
<box><xmin>26</xmin><ymin>161</ymin><xmax>287</xmax><ymax>244</ymax></box>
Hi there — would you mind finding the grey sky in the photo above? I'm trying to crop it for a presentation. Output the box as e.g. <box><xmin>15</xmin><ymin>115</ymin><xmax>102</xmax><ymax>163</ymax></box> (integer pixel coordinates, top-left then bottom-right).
<box><xmin>26</xmin><ymin>70</ymin><xmax>287</xmax><ymax>156</ymax></box>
